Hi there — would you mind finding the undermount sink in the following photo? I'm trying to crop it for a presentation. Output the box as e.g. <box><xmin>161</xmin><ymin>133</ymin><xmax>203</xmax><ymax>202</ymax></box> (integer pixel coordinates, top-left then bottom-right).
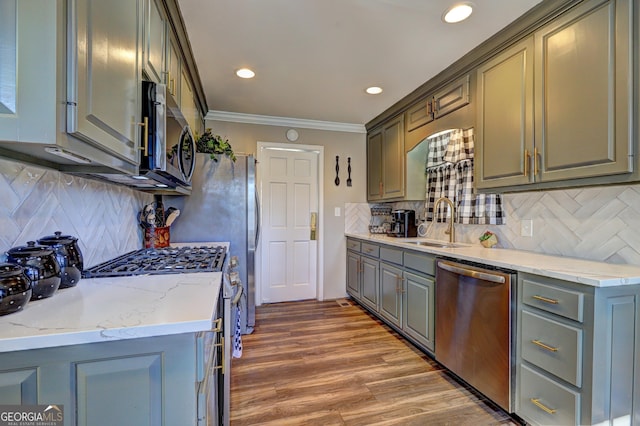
<box><xmin>409</xmin><ymin>241</ymin><xmax>465</xmax><ymax>249</ymax></box>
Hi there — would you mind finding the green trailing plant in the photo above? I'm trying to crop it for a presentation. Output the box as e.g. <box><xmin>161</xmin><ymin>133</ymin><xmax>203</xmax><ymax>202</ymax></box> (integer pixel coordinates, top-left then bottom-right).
<box><xmin>195</xmin><ymin>129</ymin><xmax>236</xmax><ymax>162</ymax></box>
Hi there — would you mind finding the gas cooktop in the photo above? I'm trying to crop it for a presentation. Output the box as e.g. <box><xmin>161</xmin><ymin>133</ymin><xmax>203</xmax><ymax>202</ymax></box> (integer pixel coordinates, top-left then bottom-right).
<box><xmin>82</xmin><ymin>245</ymin><xmax>227</xmax><ymax>278</ymax></box>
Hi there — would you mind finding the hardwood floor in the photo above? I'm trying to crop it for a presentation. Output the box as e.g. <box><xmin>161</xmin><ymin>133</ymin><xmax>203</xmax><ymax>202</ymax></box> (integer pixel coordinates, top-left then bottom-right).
<box><xmin>230</xmin><ymin>299</ymin><xmax>519</xmax><ymax>425</ymax></box>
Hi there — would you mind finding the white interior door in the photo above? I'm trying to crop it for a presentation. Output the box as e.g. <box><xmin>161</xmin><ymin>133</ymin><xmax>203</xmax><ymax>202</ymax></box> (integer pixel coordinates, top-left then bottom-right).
<box><xmin>259</xmin><ymin>144</ymin><xmax>319</xmax><ymax>303</ymax></box>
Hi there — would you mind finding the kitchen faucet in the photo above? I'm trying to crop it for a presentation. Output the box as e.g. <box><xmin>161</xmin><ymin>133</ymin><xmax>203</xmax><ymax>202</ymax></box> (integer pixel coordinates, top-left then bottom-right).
<box><xmin>433</xmin><ymin>197</ymin><xmax>456</xmax><ymax>243</ymax></box>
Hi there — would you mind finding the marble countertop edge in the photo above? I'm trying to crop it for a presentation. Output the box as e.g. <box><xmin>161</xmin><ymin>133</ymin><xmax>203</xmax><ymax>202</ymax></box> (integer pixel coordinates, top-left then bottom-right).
<box><xmin>345</xmin><ymin>232</ymin><xmax>640</xmax><ymax>287</ymax></box>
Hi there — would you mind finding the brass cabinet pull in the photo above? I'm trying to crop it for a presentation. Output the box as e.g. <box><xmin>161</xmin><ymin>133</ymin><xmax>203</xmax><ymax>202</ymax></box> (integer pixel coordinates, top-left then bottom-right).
<box><xmin>212</xmin><ymin>317</ymin><xmax>222</xmax><ymax>332</ymax></box>
<box><xmin>143</xmin><ymin>116</ymin><xmax>149</xmax><ymax>156</ymax></box>
<box><xmin>524</xmin><ymin>149</ymin><xmax>531</xmax><ymax>177</ymax></box>
<box><xmin>427</xmin><ymin>99</ymin><xmax>433</xmax><ymax>115</ymax></box>
<box><xmin>395</xmin><ymin>275</ymin><xmax>404</xmax><ymax>293</ymax></box>
<box><xmin>358</xmin><ymin>259</ymin><xmax>363</xmax><ymax>273</ymax></box>
<box><xmin>166</xmin><ymin>71</ymin><xmax>176</xmax><ymax>95</ymax></box>
<box><xmin>530</xmin><ymin>398</ymin><xmax>557</xmax><ymax>414</ymax></box>
<box><xmin>534</xmin><ymin>147</ymin><xmax>539</xmax><ymax>176</ymax></box>
<box><xmin>431</xmin><ymin>99</ymin><xmax>438</xmax><ymax>114</ymax></box>
<box><xmin>532</xmin><ymin>294</ymin><xmax>559</xmax><ymax>304</ymax></box>
<box><xmin>532</xmin><ymin>339</ymin><xmax>558</xmax><ymax>352</ymax></box>
<box><xmin>137</xmin><ymin>117</ymin><xmax>149</xmax><ymax>156</ymax></box>
<box><xmin>212</xmin><ymin>339</ymin><xmax>224</xmax><ymax>374</ymax></box>
<box><xmin>379</xmin><ymin>181</ymin><xmax>383</xmax><ymax>197</ymax></box>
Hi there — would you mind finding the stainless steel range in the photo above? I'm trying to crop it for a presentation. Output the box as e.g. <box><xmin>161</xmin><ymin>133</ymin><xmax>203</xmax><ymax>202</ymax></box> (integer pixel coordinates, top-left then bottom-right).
<box><xmin>82</xmin><ymin>245</ymin><xmax>227</xmax><ymax>278</ymax></box>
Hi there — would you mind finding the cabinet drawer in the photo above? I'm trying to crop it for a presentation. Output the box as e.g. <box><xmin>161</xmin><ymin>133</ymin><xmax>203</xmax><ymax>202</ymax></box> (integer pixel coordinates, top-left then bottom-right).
<box><xmin>521</xmin><ymin>310</ymin><xmax>582</xmax><ymax>387</ymax></box>
<box><xmin>519</xmin><ymin>364</ymin><xmax>580</xmax><ymax>426</ymax></box>
<box><xmin>523</xmin><ymin>279</ymin><xmax>584</xmax><ymax>322</ymax></box>
<box><xmin>403</xmin><ymin>251</ymin><xmax>435</xmax><ymax>275</ymax></box>
<box><xmin>346</xmin><ymin>239</ymin><xmax>361</xmax><ymax>252</ymax></box>
<box><xmin>380</xmin><ymin>246</ymin><xmax>402</xmax><ymax>265</ymax></box>
<box><xmin>361</xmin><ymin>243</ymin><xmax>380</xmax><ymax>258</ymax></box>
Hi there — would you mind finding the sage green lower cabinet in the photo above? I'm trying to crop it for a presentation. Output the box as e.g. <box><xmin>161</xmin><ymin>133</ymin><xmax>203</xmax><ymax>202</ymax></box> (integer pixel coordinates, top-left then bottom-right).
<box><xmin>0</xmin><ymin>333</ymin><xmax>207</xmax><ymax>426</ymax></box>
<box><xmin>403</xmin><ymin>271</ymin><xmax>435</xmax><ymax>352</ymax></box>
<box><xmin>516</xmin><ymin>273</ymin><xmax>640</xmax><ymax>425</ymax></box>
<box><xmin>380</xmin><ymin>262</ymin><xmax>403</xmax><ymax>328</ymax></box>
<box><xmin>360</xmin><ymin>257</ymin><xmax>379</xmax><ymax>311</ymax></box>
<box><xmin>346</xmin><ymin>240</ymin><xmax>380</xmax><ymax>311</ymax></box>
<box><xmin>346</xmin><ymin>250</ymin><xmax>361</xmax><ymax>299</ymax></box>
<box><xmin>345</xmin><ymin>238</ymin><xmax>436</xmax><ymax>354</ymax></box>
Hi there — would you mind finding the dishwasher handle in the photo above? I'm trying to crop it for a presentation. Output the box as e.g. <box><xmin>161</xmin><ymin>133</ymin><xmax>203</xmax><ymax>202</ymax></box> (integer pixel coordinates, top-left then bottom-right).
<box><xmin>437</xmin><ymin>260</ymin><xmax>506</xmax><ymax>284</ymax></box>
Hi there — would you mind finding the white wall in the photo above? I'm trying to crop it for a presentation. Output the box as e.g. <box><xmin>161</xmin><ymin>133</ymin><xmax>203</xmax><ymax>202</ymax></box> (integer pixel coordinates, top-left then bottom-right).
<box><xmin>206</xmin><ymin>120</ymin><xmax>367</xmax><ymax>300</ymax></box>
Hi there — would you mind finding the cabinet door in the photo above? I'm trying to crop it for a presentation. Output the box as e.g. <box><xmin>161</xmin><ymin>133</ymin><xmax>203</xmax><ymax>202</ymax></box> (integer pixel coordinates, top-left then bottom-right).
<box><xmin>0</xmin><ymin>368</ymin><xmax>38</xmax><ymax>404</ymax></box>
<box><xmin>379</xmin><ymin>262</ymin><xmax>403</xmax><ymax>328</ymax></box>
<box><xmin>405</xmin><ymin>99</ymin><xmax>434</xmax><ymax>133</ymax></box>
<box><xmin>143</xmin><ymin>0</ymin><xmax>166</xmax><ymax>84</ymax></box>
<box><xmin>534</xmin><ymin>0</ymin><xmax>632</xmax><ymax>182</ymax></box>
<box><xmin>360</xmin><ymin>256</ymin><xmax>379</xmax><ymax>311</ymax></box>
<box><xmin>181</xmin><ymin>70</ymin><xmax>200</xmax><ymax>132</ymax></box>
<box><xmin>475</xmin><ymin>37</ymin><xmax>534</xmax><ymax>189</ymax></box>
<box><xmin>76</xmin><ymin>354</ymin><xmax>162</xmax><ymax>426</ymax></box>
<box><xmin>381</xmin><ymin>116</ymin><xmax>404</xmax><ymax>199</ymax></box>
<box><xmin>0</xmin><ymin>1</ymin><xmax>57</xmax><ymax>144</ymax></box>
<box><xmin>432</xmin><ymin>74</ymin><xmax>470</xmax><ymax>119</ymax></box>
<box><xmin>68</xmin><ymin>0</ymin><xmax>142</xmax><ymax>165</ymax></box>
<box><xmin>346</xmin><ymin>251</ymin><xmax>361</xmax><ymax>299</ymax></box>
<box><xmin>167</xmin><ymin>32</ymin><xmax>182</xmax><ymax>104</ymax></box>
<box><xmin>403</xmin><ymin>271</ymin><xmax>435</xmax><ymax>351</ymax></box>
<box><xmin>367</xmin><ymin>129</ymin><xmax>383</xmax><ymax>200</ymax></box>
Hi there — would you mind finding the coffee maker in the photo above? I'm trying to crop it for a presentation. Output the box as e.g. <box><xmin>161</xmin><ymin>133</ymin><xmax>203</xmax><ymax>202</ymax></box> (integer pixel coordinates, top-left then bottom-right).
<box><xmin>388</xmin><ymin>209</ymin><xmax>417</xmax><ymax>237</ymax></box>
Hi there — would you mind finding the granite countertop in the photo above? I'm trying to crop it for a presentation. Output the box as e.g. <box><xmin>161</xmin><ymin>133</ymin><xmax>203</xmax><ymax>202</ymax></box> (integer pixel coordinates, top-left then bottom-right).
<box><xmin>0</xmin><ymin>242</ymin><xmax>227</xmax><ymax>353</ymax></box>
<box><xmin>346</xmin><ymin>232</ymin><xmax>640</xmax><ymax>288</ymax></box>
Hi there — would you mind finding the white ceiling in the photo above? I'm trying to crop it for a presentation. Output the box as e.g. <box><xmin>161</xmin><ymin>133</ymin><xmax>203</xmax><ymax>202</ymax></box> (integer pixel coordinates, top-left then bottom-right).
<box><xmin>177</xmin><ymin>0</ymin><xmax>543</xmax><ymax>127</ymax></box>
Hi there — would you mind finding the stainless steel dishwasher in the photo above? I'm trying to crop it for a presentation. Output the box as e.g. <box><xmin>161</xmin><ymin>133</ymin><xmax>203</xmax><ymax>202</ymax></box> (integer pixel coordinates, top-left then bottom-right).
<box><xmin>435</xmin><ymin>258</ymin><xmax>516</xmax><ymax>412</ymax></box>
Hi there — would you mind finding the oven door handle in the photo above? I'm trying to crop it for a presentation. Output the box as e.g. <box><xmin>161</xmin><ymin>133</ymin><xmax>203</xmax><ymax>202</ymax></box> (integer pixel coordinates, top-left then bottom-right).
<box><xmin>437</xmin><ymin>260</ymin><xmax>506</xmax><ymax>284</ymax></box>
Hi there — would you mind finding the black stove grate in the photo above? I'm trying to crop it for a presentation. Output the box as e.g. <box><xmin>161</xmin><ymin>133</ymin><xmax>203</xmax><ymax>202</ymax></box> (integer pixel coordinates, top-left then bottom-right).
<box><xmin>82</xmin><ymin>245</ymin><xmax>227</xmax><ymax>278</ymax></box>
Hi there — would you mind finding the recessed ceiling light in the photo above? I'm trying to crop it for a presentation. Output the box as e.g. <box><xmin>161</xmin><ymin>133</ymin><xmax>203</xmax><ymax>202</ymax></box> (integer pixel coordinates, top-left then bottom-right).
<box><xmin>366</xmin><ymin>86</ymin><xmax>383</xmax><ymax>95</ymax></box>
<box><xmin>236</xmin><ymin>68</ymin><xmax>255</xmax><ymax>79</ymax></box>
<box><xmin>443</xmin><ymin>2</ymin><xmax>474</xmax><ymax>23</ymax></box>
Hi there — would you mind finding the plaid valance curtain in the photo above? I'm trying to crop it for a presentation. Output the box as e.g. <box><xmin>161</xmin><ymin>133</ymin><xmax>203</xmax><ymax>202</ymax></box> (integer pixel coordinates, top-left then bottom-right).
<box><xmin>425</xmin><ymin>129</ymin><xmax>505</xmax><ymax>225</ymax></box>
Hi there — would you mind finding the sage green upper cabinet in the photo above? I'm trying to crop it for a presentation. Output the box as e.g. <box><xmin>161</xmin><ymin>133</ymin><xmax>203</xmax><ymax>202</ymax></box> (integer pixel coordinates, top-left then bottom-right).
<box><xmin>167</xmin><ymin>32</ymin><xmax>182</xmax><ymax>107</ymax></box>
<box><xmin>406</xmin><ymin>74</ymin><xmax>470</xmax><ymax>136</ymax></box>
<box><xmin>68</xmin><ymin>0</ymin><xmax>142</xmax><ymax>166</ymax></box>
<box><xmin>476</xmin><ymin>37</ymin><xmax>534</xmax><ymax>188</ymax></box>
<box><xmin>476</xmin><ymin>0</ymin><xmax>633</xmax><ymax>190</ymax></box>
<box><xmin>534</xmin><ymin>0</ymin><xmax>631</xmax><ymax>183</ymax></box>
<box><xmin>180</xmin><ymin>70</ymin><xmax>202</xmax><ymax>133</ymax></box>
<box><xmin>0</xmin><ymin>0</ymin><xmax>140</xmax><ymax>174</ymax></box>
<box><xmin>367</xmin><ymin>129</ymin><xmax>383</xmax><ymax>200</ymax></box>
<box><xmin>143</xmin><ymin>0</ymin><xmax>167</xmax><ymax>84</ymax></box>
<box><xmin>367</xmin><ymin>115</ymin><xmax>405</xmax><ymax>201</ymax></box>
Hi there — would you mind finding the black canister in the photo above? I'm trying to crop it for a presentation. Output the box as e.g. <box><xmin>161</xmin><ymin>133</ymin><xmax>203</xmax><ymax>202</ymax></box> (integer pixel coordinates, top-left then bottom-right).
<box><xmin>0</xmin><ymin>263</ymin><xmax>32</xmax><ymax>315</ymax></box>
<box><xmin>38</xmin><ymin>231</ymin><xmax>84</xmax><ymax>288</ymax></box>
<box><xmin>6</xmin><ymin>242</ymin><xmax>61</xmax><ymax>300</ymax></box>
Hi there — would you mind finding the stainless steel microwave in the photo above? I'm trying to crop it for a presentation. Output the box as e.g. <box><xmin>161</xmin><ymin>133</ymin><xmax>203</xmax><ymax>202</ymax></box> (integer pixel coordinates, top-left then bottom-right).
<box><xmin>70</xmin><ymin>81</ymin><xmax>195</xmax><ymax>190</ymax></box>
<box><xmin>140</xmin><ymin>81</ymin><xmax>195</xmax><ymax>187</ymax></box>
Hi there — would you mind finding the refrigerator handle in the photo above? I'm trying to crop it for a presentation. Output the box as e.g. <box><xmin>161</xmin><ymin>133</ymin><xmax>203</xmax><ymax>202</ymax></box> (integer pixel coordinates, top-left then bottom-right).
<box><xmin>255</xmin><ymin>189</ymin><xmax>261</xmax><ymax>247</ymax></box>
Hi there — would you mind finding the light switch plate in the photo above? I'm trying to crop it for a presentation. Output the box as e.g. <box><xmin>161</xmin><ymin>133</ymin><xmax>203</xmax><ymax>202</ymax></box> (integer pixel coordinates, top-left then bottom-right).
<box><xmin>520</xmin><ymin>219</ymin><xmax>533</xmax><ymax>237</ymax></box>
<box><xmin>334</xmin><ymin>207</ymin><xmax>341</xmax><ymax>217</ymax></box>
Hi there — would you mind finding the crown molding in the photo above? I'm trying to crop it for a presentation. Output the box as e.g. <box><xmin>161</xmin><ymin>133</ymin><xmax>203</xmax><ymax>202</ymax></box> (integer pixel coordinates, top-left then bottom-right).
<box><xmin>204</xmin><ymin>110</ymin><xmax>366</xmax><ymax>134</ymax></box>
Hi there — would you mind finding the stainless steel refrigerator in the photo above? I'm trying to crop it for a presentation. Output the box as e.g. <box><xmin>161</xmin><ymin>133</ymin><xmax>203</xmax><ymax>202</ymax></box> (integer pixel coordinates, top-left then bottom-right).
<box><xmin>170</xmin><ymin>153</ymin><xmax>257</xmax><ymax>334</ymax></box>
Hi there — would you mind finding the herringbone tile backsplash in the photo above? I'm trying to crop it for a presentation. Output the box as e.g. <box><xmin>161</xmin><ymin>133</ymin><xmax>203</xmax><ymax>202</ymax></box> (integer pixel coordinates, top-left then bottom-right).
<box><xmin>347</xmin><ymin>183</ymin><xmax>640</xmax><ymax>265</ymax></box>
<box><xmin>2</xmin><ymin>155</ymin><xmax>639</xmax><ymax>270</ymax></box>
<box><xmin>0</xmin><ymin>158</ymin><xmax>153</xmax><ymax>268</ymax></box>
